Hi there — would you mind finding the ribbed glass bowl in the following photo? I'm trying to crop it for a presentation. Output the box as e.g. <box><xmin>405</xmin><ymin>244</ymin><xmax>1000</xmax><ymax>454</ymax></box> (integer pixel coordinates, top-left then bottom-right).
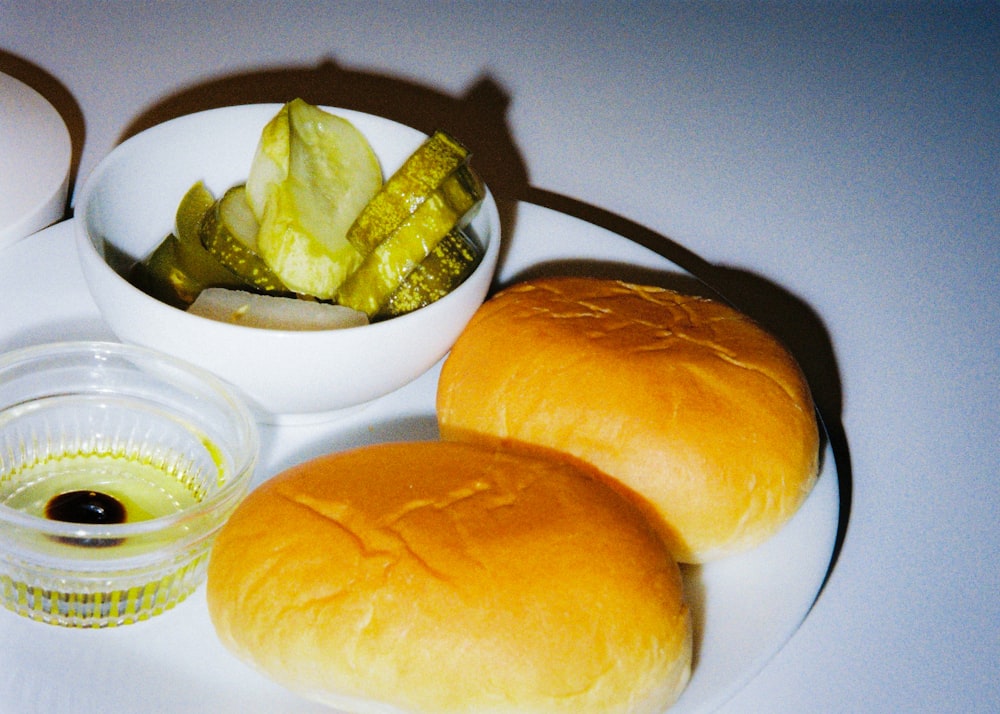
<box><xmin>0</xmin><ymin>341</ymin><xmax>258</xmax><ymax>627</ymax></box>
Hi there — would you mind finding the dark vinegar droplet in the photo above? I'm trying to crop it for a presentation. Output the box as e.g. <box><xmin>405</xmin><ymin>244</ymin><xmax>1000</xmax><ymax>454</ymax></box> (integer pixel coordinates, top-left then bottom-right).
<box><xmin>46</xmin><ymin>490</ymin><xmax>127</xmax><ymax>524</ymax></box>
<box><xmin>45</xmin><ymin>490</ymin><xmax>127</xmax><ymax>547</ymax></box>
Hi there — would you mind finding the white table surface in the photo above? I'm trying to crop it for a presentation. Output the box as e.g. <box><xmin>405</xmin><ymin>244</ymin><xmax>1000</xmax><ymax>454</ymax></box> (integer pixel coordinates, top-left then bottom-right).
<box><xmin>2</xmin><ymin>2</ymin><xmax>997</xmax><ymax>712</ymax></box>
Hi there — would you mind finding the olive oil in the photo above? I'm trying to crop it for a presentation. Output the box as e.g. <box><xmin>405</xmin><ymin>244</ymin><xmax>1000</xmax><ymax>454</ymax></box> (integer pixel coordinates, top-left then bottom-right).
<box><xmin>1</xmin><ymin>452</ymin><xmax>202</xmax><ymax>525</ymax></box>
<box><xmin>0</xmin><ymin>452</ymin><xmax>211</xmax><ymax>625</ymax></box>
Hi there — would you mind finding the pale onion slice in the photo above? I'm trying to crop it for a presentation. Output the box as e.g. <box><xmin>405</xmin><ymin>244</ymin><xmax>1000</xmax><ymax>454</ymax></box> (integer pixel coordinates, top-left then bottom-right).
<box><xmin>188</xmin><ymin>288</ymin><xmax>368</xmax><ymax>330</ymax></box>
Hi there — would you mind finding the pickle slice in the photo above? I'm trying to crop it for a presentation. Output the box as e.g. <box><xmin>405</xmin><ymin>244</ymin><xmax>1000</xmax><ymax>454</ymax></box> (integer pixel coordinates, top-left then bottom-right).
<box><xmin>128</xmin><ymin>235</ymin><xmax>200</xmax><ymax>308</ymax></box>
<box><xmin>336</xmin><ymin>164</ymin><xmax>484</xmax><ymax>316</ymax></box>
<box><xmin>201</xmin><ymin>185</ymin><xmax>287</xmax><ymax>293</ymax></box>
<box><xmin>248</xmin><ymin>100</ymin><xmax>381</xmax><ymax>298</ymax></box>
<box><xmin>376</xmin><ymin>228</ymin><xmax>483</xmax><ymax>319</ymax></box>
<box><xmin>345</xmin><ymin>130</ymin><xmax>472</xmax><ymax>255</ymax></box>
<box><xmin>128</xmin><ymin>183</ymin><xmax>243</xmax><ymax>307</ymax></box>
<box><xmin>176</xmin><ymin>181</ymin><xmax>216</xmax><ymax>247</ymax></box>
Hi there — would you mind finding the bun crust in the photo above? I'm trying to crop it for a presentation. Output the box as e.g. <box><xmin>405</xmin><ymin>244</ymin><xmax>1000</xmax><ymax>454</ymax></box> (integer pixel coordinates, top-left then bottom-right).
<box><xmin>207</xmin><ymin>440</ymin><xmax>691</xmax><ymax>714</ymax></box>
<box><xmin>436</xmin><ymin>277</ymin><xmax>820</xmax><ymax>563</ymax></box>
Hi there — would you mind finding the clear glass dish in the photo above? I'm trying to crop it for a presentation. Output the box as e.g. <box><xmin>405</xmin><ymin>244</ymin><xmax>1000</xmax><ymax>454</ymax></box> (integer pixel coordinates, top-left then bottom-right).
<box><xmin>0</xmin><ymin>341</ymin><xmax>258</xmax><ymax>627</ymax></box>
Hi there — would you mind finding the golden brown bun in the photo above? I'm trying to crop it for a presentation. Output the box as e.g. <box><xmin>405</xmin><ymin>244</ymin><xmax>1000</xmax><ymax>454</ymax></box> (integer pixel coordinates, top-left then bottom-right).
<box><xmin>207</xmin><ymin>440</ymin><xmax>691</xmax><ymax>714</ymax></box>
<box><xmin>437</xmin><ymin>276</ymin><xmax>820</xmax><ymax>563</ymax></box>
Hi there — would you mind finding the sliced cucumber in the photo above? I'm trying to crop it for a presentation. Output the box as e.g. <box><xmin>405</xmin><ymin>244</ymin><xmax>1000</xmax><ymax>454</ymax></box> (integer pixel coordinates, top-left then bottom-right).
<box><xmin>377</xmin><ymin>228</ymin><xmax>483</xmax><ymax>318</ymax></box>
<box><xmin>346</xmin><ymin>130</ymin><xmax>472</xmax><ymax>255</ymax></box>
<box><xmin>336</xmin><ymin>164</ymin><xmax>485</xmax><ymax>316</ymax></box>
<box><xmin>201</xmin><ymin>185</ymin><xmax>287</xmax><ymax>293</ymax></box>
<box><xmin>175</xmin><ymin>181</ymin><xmax>215</xmax><ymax>247</ymax></box>
<box><xmin>129</xmin><ymin>183</ymin><xmax>244</xmax><ymax>307</ymax></box>
<box><xmin>248</xmin><ymin>99</ymin><xmax>381</xmax><ymax>298</ymax></box>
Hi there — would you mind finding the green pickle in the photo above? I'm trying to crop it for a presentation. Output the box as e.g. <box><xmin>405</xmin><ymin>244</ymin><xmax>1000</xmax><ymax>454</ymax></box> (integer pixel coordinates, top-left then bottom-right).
<box><xmin>377</xmin><ymin>228</ymin><xmax>484</xmax><ymax>318</ymax></box>
<box><xmin>248</xmin><ymin>99</ymin><xmax>381</xmax><ymax>299</ymax></box>
<box><xmin>337</xmin><ymin>163</ymin><xmax>485</xmax><ymax>316</ymax></box>
<box><xmin>130</xmin><ymin>105</ymin><xmax>485</xmax><ymax>322</ymax></box>
<box><xmin>176</xmin><ymin>181</ymin><xmax>215</xmax><ymax>246</ymax></box>
<box><xmin>200</xmin><ymin>185</ymin><xmax>287</xmax><ymax>293</ymax></box>
<box><xmin>128</xmin><ymin>182</ymin><xmax>243</xmax><ymax>307</ymax></box>
<box><xmin>346</xmin><ymin>130</ymin><xmax>472</xmax><ymax>255</ymax></box>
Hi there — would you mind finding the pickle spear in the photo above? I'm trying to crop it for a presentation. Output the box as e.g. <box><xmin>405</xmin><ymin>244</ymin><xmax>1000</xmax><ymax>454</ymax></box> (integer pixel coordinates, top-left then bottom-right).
<box><xmin>246</xmin><ymin>99</ymin><xmax>382</xmax><ymax>299</ymax></box>
<box><xmin>336</xmin><ymin>163</ymin><xmax>485</xmax><ymax>316</ymax></box>
<box><xmin>200</xmin><ymin>185</ymin><xmax>287</xmax><ymax>293</ymax></box>
<box><xmin>128</xmin><ymin>182</ymin><xmax>243</xmax><ymax>307</ymax></box>
<box><xmin>345</xmin><ymin>130</ymin><xmax>472</xmax><ymax>255</ymax></box>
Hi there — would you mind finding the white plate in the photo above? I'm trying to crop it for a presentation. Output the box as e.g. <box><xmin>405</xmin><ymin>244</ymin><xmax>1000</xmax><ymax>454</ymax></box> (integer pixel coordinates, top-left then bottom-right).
<box><xmin>0</xmin><ymin>72</ymin><xmax>72</xmax><ymax>250</ymax></box>
<box><xmin>0</xmin><ymin>204</ymin><xmax>840</xmax><ymax>714</ymax></box>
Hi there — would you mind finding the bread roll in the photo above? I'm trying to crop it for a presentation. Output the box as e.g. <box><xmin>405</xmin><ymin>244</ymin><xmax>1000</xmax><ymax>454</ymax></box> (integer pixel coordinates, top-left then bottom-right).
<box><xmin>207</xmin><ymin>440</ymin><xmax>691</xmax><ymax>714</ymax></box>
<box><xmin>436</xmin><ymin>276</ymin><xmax>820</xmax><ymax>563</ymax></box>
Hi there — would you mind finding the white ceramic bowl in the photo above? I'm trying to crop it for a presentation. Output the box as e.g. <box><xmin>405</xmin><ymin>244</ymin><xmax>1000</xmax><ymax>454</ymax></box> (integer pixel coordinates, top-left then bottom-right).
<box><xmin>74</xmin><ymin>104</ymin><xmax>501</xmax><ymax>422</ymax></box>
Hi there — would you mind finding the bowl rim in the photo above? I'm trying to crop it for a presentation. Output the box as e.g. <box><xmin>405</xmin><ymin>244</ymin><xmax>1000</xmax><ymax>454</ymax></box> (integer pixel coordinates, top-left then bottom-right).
<box><xmin>0</xmin><ymin>340</ymin><xmax>259</xmax><ymax>542</ymax></box>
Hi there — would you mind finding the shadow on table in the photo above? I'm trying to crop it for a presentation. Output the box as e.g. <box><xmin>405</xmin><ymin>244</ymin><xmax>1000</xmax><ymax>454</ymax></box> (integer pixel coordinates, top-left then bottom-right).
<box><xmin>122</xmin><ymin>57</ymin><xmax>851</xmax><ymax>585</ymax></box>
<box><xmin>0</xmin><ymin>50</ymin><xmax>85</xmax><ymax>216</ymax></box>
